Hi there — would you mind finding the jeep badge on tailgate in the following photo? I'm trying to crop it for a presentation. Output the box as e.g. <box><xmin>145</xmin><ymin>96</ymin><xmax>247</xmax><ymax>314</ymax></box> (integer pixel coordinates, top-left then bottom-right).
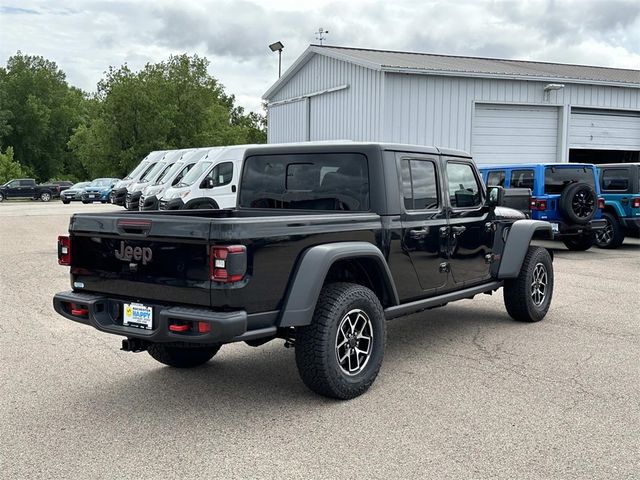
<box><xmin>114</xmin><ymin>242</ymin><xmax>152</xmax><ymax>265</ymax></box>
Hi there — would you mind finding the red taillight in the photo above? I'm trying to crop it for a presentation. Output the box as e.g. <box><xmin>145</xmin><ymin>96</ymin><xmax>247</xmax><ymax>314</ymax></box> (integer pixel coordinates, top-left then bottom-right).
<box><xmin>632</xmin><ymin>197</ymin><xmax>640</xmax><ymax>209</ymax></box>
<box><xmin>529</xmin><ymin>198</ymin><xmax>547</xmax><ymax>211</ymax></box>
<box><xmin>598</xmin><ymin>198</ymin><xmax>605</xmax><ymax>210</ymax></box>
<box><xmin>210</xmin><ymin>245</ymin><xmax>247</xmax><ymax>283</ymax></box>
<box><xmin>58</xmin><ymin>235</ymin><xmax>71</xmax><ymax>266</ymax></box>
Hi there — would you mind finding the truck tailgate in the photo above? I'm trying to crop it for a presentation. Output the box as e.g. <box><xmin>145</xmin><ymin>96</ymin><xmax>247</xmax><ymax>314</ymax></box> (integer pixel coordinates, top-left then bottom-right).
<box><xmin>69</xmin><ymin>214</ymin><xmax>211</xmax><ymax>306</ymax></box>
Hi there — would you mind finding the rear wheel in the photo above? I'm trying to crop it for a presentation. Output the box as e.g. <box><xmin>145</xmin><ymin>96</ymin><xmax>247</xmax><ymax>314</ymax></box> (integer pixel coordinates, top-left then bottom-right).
<box><xmin>147</xmin><ymin>343</ymin><xmax>221</xmax><ymax>368</ymax></box>
<box><xmin>594</xmin><ymin>212</ymin><xmax>624</xmax><ymax>249</ymax></box>
<box><xmin>562</xmin><ymin>234</ymin><xmax>594</xmax><ymax>251</ymax></box>
<box><xmin>295</xmin><ymin>282</ymin><xmax>386</xmax><ymax>400</ymax></box>
<box><xmin>40</xmin><ymin>191</ymin><xmax>51</xmax><ymax>202</ymax></box>
<box><xmin>504</xmin><ymin>246</ymin><xmax>554</xmax><ymax>322</ymax></box>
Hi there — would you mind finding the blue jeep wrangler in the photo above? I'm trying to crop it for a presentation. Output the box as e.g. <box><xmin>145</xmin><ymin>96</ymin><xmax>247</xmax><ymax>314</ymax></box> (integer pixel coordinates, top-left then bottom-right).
<box><xmin>480</xmin><ymin>163</ymin><xmax>606</xmax><ymax>251</ymax></box>
<box><xmin>594</xmin><ymin>163</ymin><xmax>640</xmax><ymax>249</ymax></box>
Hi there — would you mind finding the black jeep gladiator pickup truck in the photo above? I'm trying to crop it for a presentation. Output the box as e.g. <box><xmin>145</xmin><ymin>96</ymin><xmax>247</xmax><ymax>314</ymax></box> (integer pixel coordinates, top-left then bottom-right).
<box><xmin>54</xmin><ymin>143</ymin><xmax>553</xmax><ymax>399</ymax></box>
<box><xmin>0</xmin><ymin>178</ymin><xmax>66</xmax><ymax>202</ymax></box>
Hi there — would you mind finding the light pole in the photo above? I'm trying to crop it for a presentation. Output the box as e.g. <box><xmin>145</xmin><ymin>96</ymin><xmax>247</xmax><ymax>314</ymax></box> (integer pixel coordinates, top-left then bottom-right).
<box><xmin>269</xmin><ymin>41</ymin><xmax>284</xmax><ymax>78</ymax></box>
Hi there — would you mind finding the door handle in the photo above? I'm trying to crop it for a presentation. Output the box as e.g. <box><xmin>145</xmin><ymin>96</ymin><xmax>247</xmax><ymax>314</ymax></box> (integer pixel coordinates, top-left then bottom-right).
<box><xmin>231</xmin><ymin>185</ymin><xmax>237</xmax><ymax>193</ymax></box>
<box><xmin>451</xmin><ymin>226</ymin><xmax>466</xmax><ymax>237</ymax></box>
<box><xmin>409</xmin><ymin>228</ymin><xmax>428</xmax><ymax>239</ymax></box>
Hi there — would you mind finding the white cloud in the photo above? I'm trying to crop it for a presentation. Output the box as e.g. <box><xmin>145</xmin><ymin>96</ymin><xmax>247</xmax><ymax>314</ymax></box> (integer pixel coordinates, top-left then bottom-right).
<box><xmin>0</xmin><ymin>0</ymin><xmax>638</xmax><ymax>112</ymax></box>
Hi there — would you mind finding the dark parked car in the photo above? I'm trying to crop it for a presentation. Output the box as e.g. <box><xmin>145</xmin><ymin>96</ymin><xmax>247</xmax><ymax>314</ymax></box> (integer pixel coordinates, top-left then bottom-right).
<box><xmin>54</xmin><ymin>143</ymin><xmax>554</xmax><ymax>399</ymax></box>
<box><xmin>60</xmin><ymin>182</ymin><xmax>90</xmax><ymax>204</ymax></box>
<box><xmin>0</xmin><ymin>178</ymin><xmax>65</xmax><ymax>202</ymax></box>
<box><xmin>594</xmin><ymin>163</ymin><xmax>640</xmax><ymax>248</ymax></box>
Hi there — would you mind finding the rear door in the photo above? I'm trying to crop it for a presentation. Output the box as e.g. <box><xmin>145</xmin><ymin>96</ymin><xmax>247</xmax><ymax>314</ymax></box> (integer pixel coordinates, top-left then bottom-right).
<box><xmin>444</xmin><ymin>160</ymin><xmax>494</xmax><ymax>287</ymax></box>
<box><xmin>399</xmin><ymin>154</ymin><xmax>449</xmax><ymax>294</ymax></box>
<box><xmin>21</xmin><ymin>180</ymin><xmax>36</xmax><ymax>197</ymax></box>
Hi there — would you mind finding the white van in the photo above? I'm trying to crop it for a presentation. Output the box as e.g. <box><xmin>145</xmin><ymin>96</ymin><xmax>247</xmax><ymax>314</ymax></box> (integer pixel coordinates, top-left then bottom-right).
<box><xmin>125</xmin><ymin>149</ymin><xmax>194</xmax><ymax>210</ymax></box>
<box><xmin>139</xmin><ymin>147</ymin><xmax>215</xmax><ymax>210</ymax></box>
<box><xmin>111</xmin><ymin>150</ymin><xmax>167</xmax><ymax>206</ymax></box>
<box><xmin>159</xmin><ymin>145</ymin><xmax>258</xmax><ymax>210</ymax></box>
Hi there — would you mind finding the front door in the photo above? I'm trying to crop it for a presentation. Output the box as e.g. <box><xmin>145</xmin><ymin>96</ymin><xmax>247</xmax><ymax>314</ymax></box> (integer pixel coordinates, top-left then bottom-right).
<box><xmin>6</xmin><ymin>180</ymin><xmax>21</xmax><ymax>198</ymax></box>
<box><xmin>444</xmin><ymin>160</ymin><xmax>495</xmax><ymax>286</ymax></box>
<box><xmin>399</xmin><ymin>155</ymin><xmax>449</xmax><ymax>295</ymax></box>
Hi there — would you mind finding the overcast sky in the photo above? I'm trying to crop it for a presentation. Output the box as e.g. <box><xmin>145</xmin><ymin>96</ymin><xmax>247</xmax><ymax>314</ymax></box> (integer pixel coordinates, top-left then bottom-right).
<box><xmin>1</xmin><ymin>0</ymin><xmax>639</xmax><ymax>113</ymax></box>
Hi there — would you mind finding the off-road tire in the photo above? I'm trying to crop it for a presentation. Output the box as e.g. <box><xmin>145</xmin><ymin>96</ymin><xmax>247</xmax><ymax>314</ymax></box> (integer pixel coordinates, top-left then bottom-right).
<box><xmin>559</xmin><ymin>182</ymin><xmax>596</xmax><ymax>225</ymax></box>
<box><xmin>40</xmin><ymin>191</ymin><xmax>52</xmax><ymax>202</ymax></box>
<box><xmin>147</xmin><ymin>343</ymin><xmax>221</xmax><ymax>368</ymax></box>
<box><xmin>504</xmin><ymin>246</ymin><xmax>554</xmax><ymax>322</ymax></box>
<box><xmin>295</xmin><ymin>282</ymin><xmax>386</xmax><ymax>400</ymax></box>
<box><xmin>594</xmin><ymin>212</ymin><xmax>624</xmax><ymax>249</ymax></box>
<box><xmin>562</xmin><ymin>234</ymin><xmax>594</xmax><ymax>251</ymax></box>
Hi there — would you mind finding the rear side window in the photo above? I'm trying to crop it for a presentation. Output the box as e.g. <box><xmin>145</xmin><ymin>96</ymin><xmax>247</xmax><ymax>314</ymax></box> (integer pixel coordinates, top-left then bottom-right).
<box><xmin>510</xmin><ymin>170</ymin><xmax>534</xmax><ymax>189</ymax></box>
<box><xmin>601</xmin><ymin>169</ymin><xmax>629</xmax><ymax>192</ymax></box>
<box><xmin>545</xmin><ymin>167</ymin><xmax>595</xmax><ymax>194</ymax></box>
<box><xmin>486</xmin><ymin>170</ymin><xmax>506</xmax><ymax>186</ymax></box>
<box><xmin>447</xmin><ymin>162</ymin><xmax>481</xmax><ymax>208</ymax></box>
<box><xmin>240</xmin><ymin>153</ymin><xmax>369</xmax><ymax>211</ymax></box>
<box><xmin>401</xmin><ymin>159</ymin><xmax>438</xmax><ymax>210</ymax></box>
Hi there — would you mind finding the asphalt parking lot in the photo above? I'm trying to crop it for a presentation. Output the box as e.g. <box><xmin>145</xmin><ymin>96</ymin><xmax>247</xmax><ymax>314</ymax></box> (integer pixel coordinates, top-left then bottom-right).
<box><xmin>1</xmin><ymin>201</ymin><xmax>638</xmax><ymax>479</ymax></box>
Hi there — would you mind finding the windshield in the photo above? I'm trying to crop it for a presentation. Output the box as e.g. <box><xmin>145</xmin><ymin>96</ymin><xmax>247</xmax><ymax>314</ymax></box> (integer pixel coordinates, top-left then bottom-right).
<box><xmin>178</xmin><ymin>161</ymin><xmax>213</xmax><ymax>186</ymax></box>
<box><xmin>124</xmin><ymin>160</ymin><xmax>150</xmax><ymax>180</ymax></box>
<box><xmin>140</xmin><ymin>162</ymin><xmax>166</xmax><ymax>182</ymax></box>
<box><xmin>157</xmin><ymin>161</ymin><xmax>183</xmax><ymax>185</ymax></box>
<box><xmin>71</xmin><ymin>182</ymin><xmax>89</xmax><ymax>189</ymax></box>
<box><xmin>88</xmin><ymin>178</ymin><xmax>113</xmax><ymax>187</ymax></box>
<box><xmin>544</xmin><ymin>166</ymin><xmax>595</xmax><ymax>194</ymax></box>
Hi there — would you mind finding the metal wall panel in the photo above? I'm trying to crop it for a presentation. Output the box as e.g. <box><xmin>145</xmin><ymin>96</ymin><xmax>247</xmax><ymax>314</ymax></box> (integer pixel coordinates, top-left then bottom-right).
<box><xmin>268</xmin><ymin>55</ymin><xmax>383</xmax><ymax>142</ymax></box>
<box><xmin>267</xmin><ymin>100</ymin><xmax>307</xmax><ymax>143</ymax></box>
<box><xmin>569</xmin><ymin>108</ymin><xmax>640</xmax><ymax>150</ymax></box>
<box><xmin>472</xmin><ymin>104</ymin><xmax>559</xmax><ymax>164</ymax></box>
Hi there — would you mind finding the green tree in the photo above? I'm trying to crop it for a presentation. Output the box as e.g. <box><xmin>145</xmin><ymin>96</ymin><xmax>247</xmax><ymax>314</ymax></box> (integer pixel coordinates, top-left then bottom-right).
<box><xmin>0</xmin><ymin>146</ymin><xmax>30</xmax><ymax>184</ymax></box>
<box><xmin>0</xmin><ymin>52</ymin><xmax>88</xmax><ymax>180</ymax></box>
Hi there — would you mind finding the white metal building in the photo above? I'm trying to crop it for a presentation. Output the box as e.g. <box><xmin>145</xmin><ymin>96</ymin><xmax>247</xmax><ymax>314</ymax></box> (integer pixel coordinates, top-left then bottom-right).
<box><xmin>263</xmin><ymin>45</ymin><xmax>640</xmax><ymax>164</ymax></box>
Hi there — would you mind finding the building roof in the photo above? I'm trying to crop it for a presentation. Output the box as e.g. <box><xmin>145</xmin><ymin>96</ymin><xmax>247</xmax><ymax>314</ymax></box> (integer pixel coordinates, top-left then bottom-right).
<box><xmin>264</xmin><ymin>45</ymin><xmax>640</xmax><ymax>99</ymax></box>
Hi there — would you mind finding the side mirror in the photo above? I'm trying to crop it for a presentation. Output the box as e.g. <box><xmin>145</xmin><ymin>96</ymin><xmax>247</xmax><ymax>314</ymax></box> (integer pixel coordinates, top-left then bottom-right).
<box><xmin>204</xmin><ymin>178</ymin><xmax>215</xmax><ymax>189</ymax></box>
<box><xmin>486</xmin><ymin>186</ymin><xmax>504</xmax><ymax>207</ymax></box>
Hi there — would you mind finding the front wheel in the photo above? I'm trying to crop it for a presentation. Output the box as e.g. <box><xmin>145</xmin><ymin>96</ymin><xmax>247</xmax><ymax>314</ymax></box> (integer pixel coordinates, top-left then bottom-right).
<box><xmin>562</xmin><ymin>234</ymin><xmax>594</xmax><ymax>251</ymax></box>
<box><xmin>147</xmin><ymin>343</ymin><xmax>221</xmax><ymax>368</ymax></box>
<box><xmin>594</xmin><ymin>212</ymin><xmax>624</xmax><ymax>249</ymax></box>
<box><xmin>0</xmin><ymin>192</ymin><xmax>4</xmax><ymax>202</ymax></box>
<box><xmin>295</xmin><ymin>282</ymin><xmax>386</xmax><ymax>400</ymax></box>
<box><xmin>40</xmin><ymin>191</ymin><xmax>51</xmax><ymax>202</ymax></box>
<box><xmin>504</xmin><ymin>246</ymin><xmax>554</xmax><ymax>322</ymax></box>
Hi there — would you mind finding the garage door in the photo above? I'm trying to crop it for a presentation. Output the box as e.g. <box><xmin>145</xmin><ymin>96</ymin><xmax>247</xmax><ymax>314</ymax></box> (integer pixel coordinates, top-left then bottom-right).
<box><xmin>267</xmin><ymin>99</ymin><xmax>308</xmax><ymax>143</ymax></box>
<box><xmin>472</xmin><ymin>104</ymin><xmax>559</xmax><ymax>164</ymax></box>
<box><xmin>569</xmin><ymin>109</ymin><xmax>640</xmax><ymax>150</ymax></box>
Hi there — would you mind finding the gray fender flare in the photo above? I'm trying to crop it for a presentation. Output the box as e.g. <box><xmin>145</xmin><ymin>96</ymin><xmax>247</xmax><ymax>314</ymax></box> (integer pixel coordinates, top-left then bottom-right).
<box><xmin>498</xmin><ymin>220</ymin><xmax>553</xmax><ymax>279</ymax></box>
<box><xmin>278</xmin><ymin>242</ymin><xmax>399</xmax><ymax>327</ymax></box>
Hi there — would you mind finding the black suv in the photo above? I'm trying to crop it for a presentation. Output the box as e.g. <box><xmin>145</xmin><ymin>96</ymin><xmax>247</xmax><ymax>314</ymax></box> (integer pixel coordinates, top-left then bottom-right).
<box><xmin>54</xmin><ymin>143</ymin><xmax>554</xmax><ymax>399</ymax></box>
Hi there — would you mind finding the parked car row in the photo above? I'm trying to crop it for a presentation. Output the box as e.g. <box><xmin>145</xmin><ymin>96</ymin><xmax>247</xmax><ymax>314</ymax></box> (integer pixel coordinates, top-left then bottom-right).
<box><xmin>479</xmin><ymin>162</ymin><xmax>640</xmax><ymax>250</ymax></box>
<box><xmin>60</xmin><ymin>178</ymin><xmax>120</xmax><ymax>204</ymax></box>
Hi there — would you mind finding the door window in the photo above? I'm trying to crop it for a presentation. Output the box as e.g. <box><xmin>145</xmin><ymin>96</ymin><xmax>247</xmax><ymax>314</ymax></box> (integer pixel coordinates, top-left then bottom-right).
<box><xmin>401</xmin><ymin>159</ymin><xmax>438</xmax><ymax>210</ymax></box>
<box><xmin>206</xmin><ymin>162</ymin><xmax>233</xmax><ymax>187</ymax></box>
<box><xmin>447</xmin><ymin>163</ymin><xmax>481</xmax><ymax>208</ymax></box>
<box><xmin>486</xmin><ymin>170</ymin><xmax>505</xmax><ymax>186</ymax></box>
<box><xmin>7</xmin><ymin>180</ymin><xmax>19</xmax><ymax>188</ymax></box>
<box><xmin>510</xmin><ymin>170</ymin><xmax>534</xmax><ymax>189</ymax></box>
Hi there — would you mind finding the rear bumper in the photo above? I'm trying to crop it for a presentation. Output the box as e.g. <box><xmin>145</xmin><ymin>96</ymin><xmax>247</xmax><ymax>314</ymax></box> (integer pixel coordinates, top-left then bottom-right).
<box><xmin>53</xmin><ymin>290</ymin><xmax>269</xmax><ymax>344</ymax></box>
<box><xmin>113</xmin><ymin>187</ymin><xmax>127</xmax><ymax>206</ymax></box>
<box><xmin>620</xmin><ymin>217</ymin><xmax>640</xmax><ymax>235</ymax></box>
<box><xmin>140</xmin><ymin>195</ymin><xmax>159</xmax><ymax>211</ymax></box>
<box><xmin>553</xmin><ymin>219</ymin><xmax>606</xmax><ymax>237</ymax></box>
<box><xmin>159</xmin><ymin>198</ymin><xmax>185</xmax><ymax>210</ymax></box>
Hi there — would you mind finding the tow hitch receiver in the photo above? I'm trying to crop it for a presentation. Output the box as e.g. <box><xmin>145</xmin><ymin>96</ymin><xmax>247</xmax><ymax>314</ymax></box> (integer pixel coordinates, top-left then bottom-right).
<box><xmin>121</xmin><ymin>338</ymin><xmax>149</xmax><ymax>353</ymax></box>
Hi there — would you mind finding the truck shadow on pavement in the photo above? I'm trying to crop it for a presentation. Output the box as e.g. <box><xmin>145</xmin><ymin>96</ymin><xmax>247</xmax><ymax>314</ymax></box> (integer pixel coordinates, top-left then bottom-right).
<box><xmin>75</xmin><ymin>303</ymin><xmax>517</xmax><ymax>418</ymax></box>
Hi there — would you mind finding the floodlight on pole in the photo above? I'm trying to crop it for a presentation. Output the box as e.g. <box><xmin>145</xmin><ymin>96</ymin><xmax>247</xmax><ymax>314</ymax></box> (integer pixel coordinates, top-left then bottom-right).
<box><xmin>269</xmin><ymin>41</ymin><xmax>284</xmax><ymax>78</ymax></box>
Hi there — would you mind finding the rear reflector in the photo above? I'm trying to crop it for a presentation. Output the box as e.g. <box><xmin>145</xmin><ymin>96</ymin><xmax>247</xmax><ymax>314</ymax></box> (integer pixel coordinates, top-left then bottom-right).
<box><xmin>58</xmin><ymin>235</ymin><xmax>72</xmax><ymax>266</ymax></box>
<box><xmin>210</xmin><ymin>245</ymin><xmax>247</xmax><ymax>283</ymax></box>
<box><xmin>529</xmin><ymin>198</ymin><xmax>547</xmax><ymax>211</ymax></box>
<box><xmin>598</xmin><ymin>198</ymin><xmax>605</xmax><ymax>210</ymax></box>
<box><xmin>197</xmin><ymin>322</ymin><xmax>211</xmax><ymax>334</ymax></box>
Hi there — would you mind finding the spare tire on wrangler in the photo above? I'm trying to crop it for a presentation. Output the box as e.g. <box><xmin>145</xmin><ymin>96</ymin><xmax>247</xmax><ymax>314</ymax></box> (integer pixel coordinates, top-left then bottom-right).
<box><xmin>559</xmin><ymin>182</ymin><xmax>596</xmax><ymax>225</ymax></box>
